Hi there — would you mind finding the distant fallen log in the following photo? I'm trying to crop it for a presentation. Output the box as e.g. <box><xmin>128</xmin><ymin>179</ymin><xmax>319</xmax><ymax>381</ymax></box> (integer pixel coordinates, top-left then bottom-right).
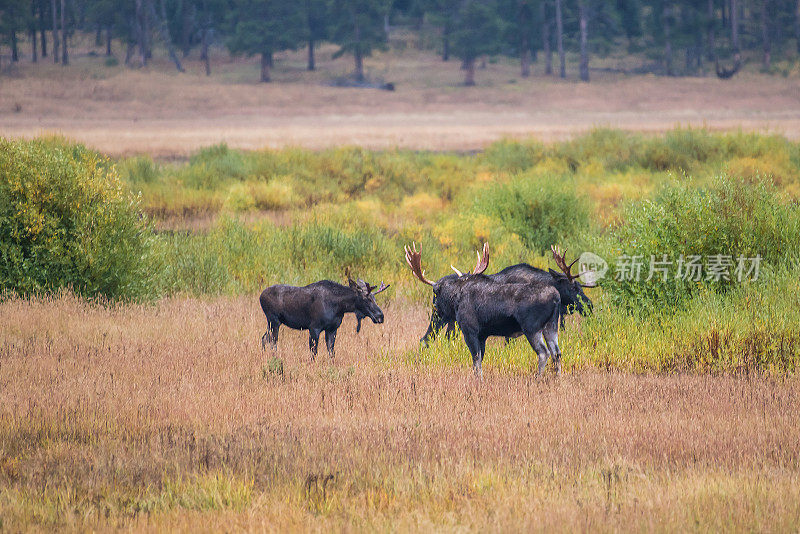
<box><xmin>325</xmin><ymin>77</ymin><xmax>395</xmax><ymax>91</ymax></box>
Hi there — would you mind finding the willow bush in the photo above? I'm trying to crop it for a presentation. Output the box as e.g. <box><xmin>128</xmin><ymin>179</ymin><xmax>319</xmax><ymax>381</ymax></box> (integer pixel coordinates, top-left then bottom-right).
<box><xmin>0</xmin><ymin>138</ymin><xmax>155</xmax><ymax>300</ymax></box>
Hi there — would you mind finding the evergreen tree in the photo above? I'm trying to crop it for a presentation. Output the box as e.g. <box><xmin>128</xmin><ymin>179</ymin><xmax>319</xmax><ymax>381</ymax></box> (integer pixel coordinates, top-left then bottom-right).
<box><xmin>422</xmin><ymin>0</ymin><xmax>461</xmax><ymax>61</ymax></box>
<box><xmin>498</xmin><ymin>0</ymin><xmax>541</xmax><ymax>77</ymax></box>
<box><xmin>304</xmin><ymin>0</ymin><xmax>329</xmax><ymax>70</ymax></box>
<box><xmin>450</xmin><ymin>0</ymin><xmax>505</xmax><ymax>85</ymax></box>
<box><xmin>226</xmin><ymin>0</ymin><xmax>304</xmax><ymax>82</ymax></box>
<box><xmin>329</xmin><ymin>0</ymin><xmax>390</xmax><ymax>81</ymax></box>
<box><xmin>0</xmin><ymin>0</ymin><xmax>32</xmax><ymax>62</ymax></box>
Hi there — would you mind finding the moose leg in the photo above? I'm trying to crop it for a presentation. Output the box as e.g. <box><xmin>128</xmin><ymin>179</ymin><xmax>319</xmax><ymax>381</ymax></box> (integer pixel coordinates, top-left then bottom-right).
<box><xmin>308</xmin><ymin>330</ymin><xmax>321</xmax><ymax>361</ymax></box>
<box><xmin>524</xmin><ymin>330</ymin><xmax>552</xmax><ymax>376</ymax></box>
<box><xmin>324</xmin><ymin>328</ymin><xmax>337</xmax><ymax>359</ymax></box>
<box><xmin>462</xmin><ymin>331</ymin><xmax>484</xmax><ymax>379</ymax></box>
<box><xmin>543</xmin><ymin>316</ymin><xmax>562</xmax><ymax>375</ymax></box>
<box><xmin>445</xmin><ymin>321</ymin><xmax>456</xmax><ymax>339</ymax></box>
<box><xmin>262</xmin><ymin>320</ymin><xmax>280</xmax><ymax>351</ymax></box>
<box><xmin>355</xmin><ymin>316</ymin><xmax>362</xmax><ymax>333</ymax></box>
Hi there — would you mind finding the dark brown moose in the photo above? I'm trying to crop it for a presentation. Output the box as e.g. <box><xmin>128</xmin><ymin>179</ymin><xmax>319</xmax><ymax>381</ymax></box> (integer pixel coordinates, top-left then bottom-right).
<box><xmin>259</xmin><ymin>277</ymin><xmax>389</xmax><ymax>359</ymax></box>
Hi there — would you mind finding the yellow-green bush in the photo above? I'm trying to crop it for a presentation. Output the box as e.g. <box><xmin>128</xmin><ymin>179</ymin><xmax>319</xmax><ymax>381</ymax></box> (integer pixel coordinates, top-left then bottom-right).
<box><xmin>0</xmin><ymin>138</ymin><xmax>155</xmax><ymax>299</ymax></box>
<box><xmin>594</xmin><ymin>176</ymin><xmax>800</xmax><ymax>313</ymax></box>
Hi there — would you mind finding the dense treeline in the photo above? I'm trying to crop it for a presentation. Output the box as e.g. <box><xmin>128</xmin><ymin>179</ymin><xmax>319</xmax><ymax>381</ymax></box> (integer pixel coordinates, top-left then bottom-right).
<box><xmin>1</xmin><ymin>0</ymin><xmax>799</xmax><ymax>83</ymax></box>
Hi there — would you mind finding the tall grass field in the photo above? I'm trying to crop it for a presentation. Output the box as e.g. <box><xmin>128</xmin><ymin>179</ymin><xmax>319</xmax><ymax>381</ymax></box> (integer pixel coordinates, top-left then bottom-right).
<box><xmin>2</xmin><ymin>129</ymin><xmax>800</xmax><ymax>530</ymax></box>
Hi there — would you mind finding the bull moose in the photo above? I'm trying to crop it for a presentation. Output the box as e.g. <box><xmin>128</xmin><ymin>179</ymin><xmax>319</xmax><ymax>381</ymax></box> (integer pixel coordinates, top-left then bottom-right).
<box><xmin>259</xmin><ymin>278</ymin><xmax>389</xmax><ymax>359</ymax></box>
<box><xmin>408</xmin><ymin>243</ymin><xmax>491</xmax><ymax>345</ymax></box>
<box><xmin>405</xmin><ymin>243</ymin><xmax>562</xmax><ymax>377</ymax></box>
<box><xmin>407</xmin><ymin>244</ymin><xmax>594</xmax><ymax>347</ymax></box>
<box><xmin>491</xmin><ymin>246</ymin><xmax>595</xmax><ymax>324</ymax></box>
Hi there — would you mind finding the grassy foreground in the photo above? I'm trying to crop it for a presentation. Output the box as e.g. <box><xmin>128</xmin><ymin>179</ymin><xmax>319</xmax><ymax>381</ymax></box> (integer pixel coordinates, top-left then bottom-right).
<box><xmin>1</xmin><ymin>294</ymin><xmax>799</xmax><ymax>531</ymax></box>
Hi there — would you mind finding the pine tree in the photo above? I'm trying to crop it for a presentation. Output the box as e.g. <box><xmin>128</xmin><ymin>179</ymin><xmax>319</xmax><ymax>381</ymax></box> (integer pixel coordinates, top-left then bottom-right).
<box><xmin>329</xmin><ymin>0</ymin><xmax>390</xmax><ymax>81</ymax></box>
<box><xmin>450</xmin><ymin>0</ymin><xmax>505</xmax><ymax>85</ymax></box>
<box><xmin>226</xmin><ymin>0</ymin><xmax>304</xmax><ymax>82</ymax></box>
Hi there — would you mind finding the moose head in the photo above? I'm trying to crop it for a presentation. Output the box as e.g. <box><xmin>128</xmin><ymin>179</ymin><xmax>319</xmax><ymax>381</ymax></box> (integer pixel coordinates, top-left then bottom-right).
<box><xmin>549</xmin><ymin>246</ymin><xmax>596</xmax><ymax>316</ymax></box>
<box><xmin>348</xmin><ymin>276</ymin><xmax>389</xmax><ymax>324</ymax></box>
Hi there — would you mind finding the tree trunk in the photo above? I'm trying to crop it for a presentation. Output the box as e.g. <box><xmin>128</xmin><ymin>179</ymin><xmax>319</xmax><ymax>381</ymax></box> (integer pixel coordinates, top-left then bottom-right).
<box><xmin>578</xmin><ymin>0</ymin><xmax>589</xmax><ymax>82</ymax></box>
<box><xmin>308</xmin><ymin>39</ymin><xmax>315</xmax><ymax>70</ymax></box>
<box><xmin>796</xmin><ymin>0</ymin><xmax>800</xmax><ymax>54</ymax></box>
<box><xmin>353</xmin><ymin>14</ymin><xmax>364</xmax><ymax>81</ymax></box>
<box><xmin>520</xmin><ymin>27</ymin><xmax>531</xmax><ymax>78</ymax></box>
<box><xmin>125</xmin><ymin>41</ymin><xmax>135</xmax><ymax>65</ymax></box>
<box><xmin>542</xmin><ymin>1</ymin><xmax>552</xmax><ymax>75</ymax></box>
<box><xmin>521</xmin><ymin>48</ymin><xmax>531</xmax><ymax>78</ymax></box>
<box><xmin>731</xmin><ymin>0</ymin><xmax>740</xmax><ymax>52</ymax></box>
<box><xmin>443</xmin><ymin>20</ymin><xmax>450</xmax><ymax>61</ymax></box>
<box><xmin>464</xmin><ymin>57</ymin><xmax>476</xmax><ymax>86</ymax></box>
<box><xmin>181</xmin><ymin>0</ymin><xmax>192</xmax><ymax>57</ymax></box>
<box><xmin>135</xmin><ymin>0</ymin><xmax>147</xmax><ymax>66</ymax></box>
<box><xmin>52</xmin><ymin>0</ymin><xmax>60</xmax><ymax>63</ymax></box>
<box><xmin>707</xmin><ymin>0</ymin><xmax>715</xmax><ymax>60</ymax></box>
<box><xmin>260</xmin><ymin>52</ymin><xmax>271</xmax><ymax>82</ymax></box>
<box><xmin>95</xmin><ymin>24</ymin><xmax>102</xmax><ymax>46</ymax></box>
<box><xmin>761</xmin><ymin>0</ymin><xmax>771</xmax><ymax>68</ymax></box>
<box><xmin>38</xmin><ymin>0</ymin><xmax>48</xmax><ymax>57</ymax></box>
<box><xmin>354</xmin><ymin>48</ymin><xmax>364</xmax><ymax>81</ymax></box>
<box><xmin>153</xmin><ymin>0</ymin><xmax>185</xmax><ymax>71</ymax></box>
<box><xmin>30</xmin><ymin>1</ymin><xmax>39</xmax><ymax>62</ymax></box>
<box><xmin>664</xmin><ymin>3</ymin><xmax>673</xmax><ymax>75</ymax></box>
<box><xmin>61</xmin><ymin>0</ymin><xmax>68</xmax><ymax>65</ymax></box>
<box><xmin>143</xmin><ymin>0</ymin><xmax>152</xmax><ymax>60</ymax></box>
<box><xmin>11</xmin><ymin>30</ymin><xmax>19</xmax><ymax>62</ymax></box>
<box><xmin>555</xmin><ymin>0</ymin><xmax>565</xmax><ymax>78</ymax></box>
<box><xmin>106</xmin><ymin>26</ymin><xmax>112</xmax><ymax>56</ymax></box>
<box><xmin>518</xmin><ymin>1</ymin><xmax>531</xmax><ymax>77</ymax></box>
<box><xmin>201</xmin><ymin>25</ymin><xmax>210</xmax><ymax>75</ymax></box>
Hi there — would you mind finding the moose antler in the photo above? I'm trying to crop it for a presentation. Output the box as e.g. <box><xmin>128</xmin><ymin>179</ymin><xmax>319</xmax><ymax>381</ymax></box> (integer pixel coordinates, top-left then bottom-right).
<box><xmin>551</xmin><ymin>245</ymin><xmax>582</xmax><ymax>281</ymax></box>
<box><xmin>451</xmin><ymin>243</ymin><xmax>489</xmax><ymax>277</ymax></box>
<box><xmin>404</xmin><ymin>243</ymin><xmax>435</xmax><ymax>286</ymax></box>
<box><xmin>551</xmin><ymin>245</ymin><xmax>597</xmax><ymax>286</ymax></box>
<box><xmin>372</xmin><ymin>281</ymin><xmax>390</xmax><ymax>295</ymax></box>
<box><xmin>472</xmin><ymin>242</ymin><xmax>489</xmax><ymax>275</ymax></box>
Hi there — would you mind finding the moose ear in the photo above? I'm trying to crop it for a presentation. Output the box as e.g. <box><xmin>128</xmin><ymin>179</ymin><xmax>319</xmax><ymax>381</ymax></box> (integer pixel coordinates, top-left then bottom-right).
<box><xmin>348</xmin><ymin>278</ymin><xmax>359</xmax><ymax>290</ymax></box>
<box><xmin>548</xmin><ymin>268</ymin><xmax>563</xmax><ymax>278</ymax></box>
<box><xmin>356</xmin><ymin>278</ymin><xmax>371</xmax><ymax>293</ymax></box>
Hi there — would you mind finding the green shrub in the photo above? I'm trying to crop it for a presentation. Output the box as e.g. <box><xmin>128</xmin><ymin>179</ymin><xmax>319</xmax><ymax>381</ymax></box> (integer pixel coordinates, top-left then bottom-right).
<box><xmin>596</xmin><ymin>176</ymin><xmax>800</xmax><ymax>312</ymax></box>
<box><xmin>573</xmin><ymin>266</ymin><xmax>800</xmax><ymax>373</ymax></box>
<box><xmin>0</xmin><ymin>138</ymin><xmax>155</xmax><ymax>299</ymax></box>
<box><xmin>557</xmin><ymin>128</ymin><xmax>645</xmax><ymax>173</ymax></box>
<box><xmin>118</xmin><ymin>155</ymin><xmax>159</xmax><ymax>184</ymax></box>
<box><xmin>251</xmin><ymin>180</ymin><xmax>298</xmax><ymax>210</ymax></box>
<box><xmin>473</xmin><ymin>174</ymin><xmax>591</xmax><ymax>253</ymax></box>
<box><xmin>640</xmin><ymin>128</ymin><xmax>723</xmax><ymax>172</ymax></box>
<box><xmin>482</xmin><ymin>138</ymin><xmax>546</xmax><ymax>173</ymax></box>
<box><xmin>181</xmin><ymin>143</ymin><xmax>249</xmax><ymax>188</ymax></box>
<box><xmin>156</xmin><ymin>218</ymin><xmax>397</xmax><ymax>295</ymax></box>
<box><xmin>223</xmin><ymin>183</ymin><xmax>256</xmax><ymax>213</ymax></box>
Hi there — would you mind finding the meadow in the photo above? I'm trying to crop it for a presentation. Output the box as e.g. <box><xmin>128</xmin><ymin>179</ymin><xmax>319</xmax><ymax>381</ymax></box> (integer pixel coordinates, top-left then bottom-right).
<box><xmin>2</xmin><ymin>128</ymin><xmax>800</xmax><ymax>530</ymax></box>
<box><xmin>2</xmin><ymin>38</ymin><xmax>800</xmax><ymax>156</ymax></box>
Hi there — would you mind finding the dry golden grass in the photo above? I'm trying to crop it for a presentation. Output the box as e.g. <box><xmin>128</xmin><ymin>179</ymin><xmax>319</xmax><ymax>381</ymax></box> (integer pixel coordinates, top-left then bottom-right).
<box><xmin>1</xmin><ymin>40</ymin><xmax>800</xmax><ymax>155</ymax></box>
<box><xmin>2</xmin><ymin>293</ymin><xmax>800</xmax><ymax>531</ymax></box>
